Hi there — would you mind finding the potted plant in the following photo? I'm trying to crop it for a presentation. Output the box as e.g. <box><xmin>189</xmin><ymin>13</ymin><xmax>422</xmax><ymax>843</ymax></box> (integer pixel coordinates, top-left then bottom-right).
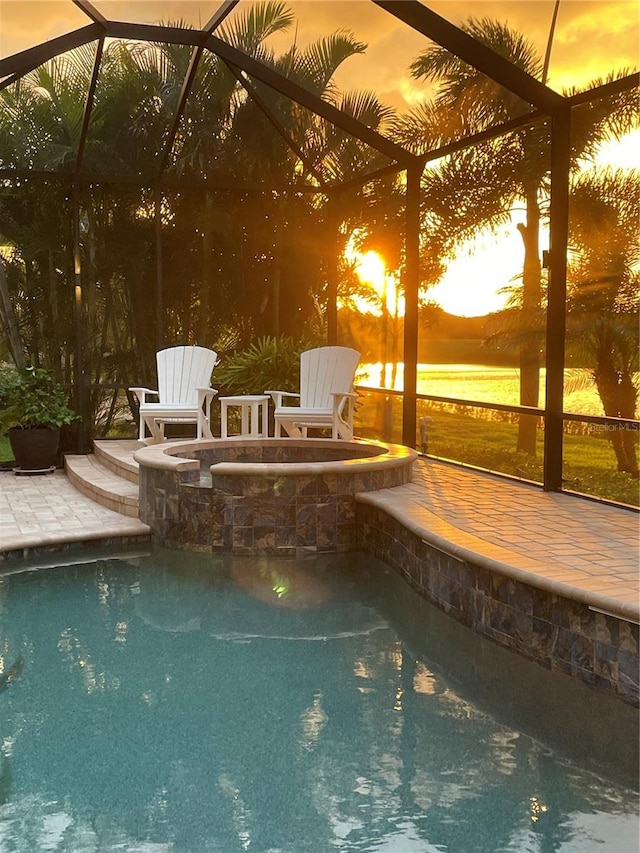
<box><xmin>0</xmin><ymin>366</ymin><xmax>79</xmax><ymax>472</ymax></box>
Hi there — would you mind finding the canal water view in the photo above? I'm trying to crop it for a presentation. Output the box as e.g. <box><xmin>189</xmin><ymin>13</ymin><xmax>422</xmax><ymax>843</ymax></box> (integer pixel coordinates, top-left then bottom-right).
<box><xmin>359</xmin><ymin>363</ymin><xmax>618</xmax><ymax>416</ymax></box>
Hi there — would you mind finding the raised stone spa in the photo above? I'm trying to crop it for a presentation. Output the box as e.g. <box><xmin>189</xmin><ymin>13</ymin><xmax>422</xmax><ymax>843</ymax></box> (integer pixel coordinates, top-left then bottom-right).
<box><xmin>134</xmin><ymin>438</ymin><xmax>417</xmax><ymax>554</ymax></box>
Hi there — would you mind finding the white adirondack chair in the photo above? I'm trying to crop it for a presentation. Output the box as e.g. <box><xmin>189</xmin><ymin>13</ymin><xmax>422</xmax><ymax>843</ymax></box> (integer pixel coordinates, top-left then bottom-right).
<box><xmin>130</xmin><ymin>345</ymin><xmax>218</xmax><ymax>443</ymax></box>
<box><xmin>266</xmin><ymin>346</ymin><xmax>360</xmax><ymax>440</ymax></box>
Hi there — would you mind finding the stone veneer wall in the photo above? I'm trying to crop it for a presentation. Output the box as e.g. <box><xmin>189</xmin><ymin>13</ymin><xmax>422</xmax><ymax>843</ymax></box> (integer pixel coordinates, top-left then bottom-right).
<box><xmin>356</xmin><ymin>503</ymin><xmax>639</xmax><ymax>707</ymax></box>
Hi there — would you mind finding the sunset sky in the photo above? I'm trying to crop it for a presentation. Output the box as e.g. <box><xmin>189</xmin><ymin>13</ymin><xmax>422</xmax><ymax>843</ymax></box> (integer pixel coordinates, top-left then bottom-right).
<box><xmin>1</xmin><ymin>1</ymin><xmax>638</xmax><ymax>317</ymax></box>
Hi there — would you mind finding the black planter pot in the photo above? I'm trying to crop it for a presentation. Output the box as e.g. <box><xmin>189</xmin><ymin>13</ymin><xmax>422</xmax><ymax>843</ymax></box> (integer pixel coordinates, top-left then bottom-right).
<box><xmin>8</xmin><ymin>427</ymin><xmax>60</xmax><ymax>473</ymax></box>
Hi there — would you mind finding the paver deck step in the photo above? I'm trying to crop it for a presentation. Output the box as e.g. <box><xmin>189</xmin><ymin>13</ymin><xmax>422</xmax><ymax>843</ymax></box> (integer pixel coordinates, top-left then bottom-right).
<box><xmin>93</xmin><ymin>439</ymin><xmax>142</xmax><ymax>483</ymax></box>
<box><xmin>64</xmin><ymin>453</ymin><xmax>140</xmax><ymax>517</ymax></box>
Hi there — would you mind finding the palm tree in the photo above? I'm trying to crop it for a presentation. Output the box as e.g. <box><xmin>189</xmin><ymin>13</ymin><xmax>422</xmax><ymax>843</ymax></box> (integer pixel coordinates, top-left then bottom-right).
<box><xmin>566</xmin><ymin>168</ymin><xmax>639</xmax><ymax>475</ymax></box>
<box><xmin>207</xmin><ymin>19</ymin><xmax>387</xmax><ymax>338</ymax></box>
<box><xmin>155</xmin><ymin>3</ymin><xmax>393</xmax><ymax>342</ymax></box>
<box><xmin>396</xmin><ymin>17</ymin><xmax>637</xmax><ymax>455</ymax></box>
<box><xmin>0</xmin><ymin>39</ymin><xmax>183</xmax><ymax>430</ymax></box>
<box><xmin>0</xmin><ymin>47</ymin><xmax>101</xmax><ymax>380</ymax></box>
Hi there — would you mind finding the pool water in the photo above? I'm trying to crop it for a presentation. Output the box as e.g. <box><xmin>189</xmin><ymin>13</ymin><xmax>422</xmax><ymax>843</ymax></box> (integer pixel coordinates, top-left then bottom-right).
<box><xmin>0</xmin><ymin>549</ymin><xmax>638</xmax><ymax>853</ymax></box>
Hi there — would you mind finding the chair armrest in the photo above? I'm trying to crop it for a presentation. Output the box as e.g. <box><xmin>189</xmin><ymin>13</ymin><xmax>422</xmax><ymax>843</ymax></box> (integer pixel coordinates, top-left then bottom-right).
<box><xmin>332</xmin><ymin>390</ymin><xmax>357</xmax><ymax>419</ymax></box>
<box><xmin>197</xmin><ymin>386</ymin><xmax>218</xmax><ymax>399</ymax></box>
<box><xmin>331</xmin><ymin>391</ymin><xmax>357</xmax><ymax>439</ymax></box>
<box><xmin>331</xmin><ymin>390</ymin><xmax>357</xmax><ymax>412</ymax></box>
<box><xmin>196</xmin><ymin>388</ymin><xmax>217</xmax><ymax>440</ymax></box>
<box><xmin>265</xmin><ymin>390</ymin><xmax>300</xmax><ymax>408</ymax></box>
<box><xmin>129</xmin><ymin>386</ymin><xmax>158</xmax><ymax>405</ymax></box>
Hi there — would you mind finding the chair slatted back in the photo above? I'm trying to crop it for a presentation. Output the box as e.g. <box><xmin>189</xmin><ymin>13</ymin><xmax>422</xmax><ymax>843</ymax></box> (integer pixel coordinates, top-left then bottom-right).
<box><xmin>156</xmin><ymin>346</ymin><xmax>216</xmax><ymax>405</ymax></box>
<box><xmin>299</xmin><ymin>347</ymin><xmax>360</xmax><ymax>409</ymax></box>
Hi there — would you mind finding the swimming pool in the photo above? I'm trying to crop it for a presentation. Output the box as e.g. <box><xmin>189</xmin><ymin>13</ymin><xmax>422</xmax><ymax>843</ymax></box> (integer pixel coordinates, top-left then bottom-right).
<box><xmin>0</xmin><ymin>549</ymin><xmax>638</xmax><ymax>852</ymax></box>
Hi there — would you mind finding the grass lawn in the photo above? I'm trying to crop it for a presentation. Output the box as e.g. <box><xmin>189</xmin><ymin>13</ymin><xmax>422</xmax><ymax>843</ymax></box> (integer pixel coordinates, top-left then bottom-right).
<box><xmin>0</xmin><ymin>436</ymin><xmax>13</xmax><ymax>464</ymax></box>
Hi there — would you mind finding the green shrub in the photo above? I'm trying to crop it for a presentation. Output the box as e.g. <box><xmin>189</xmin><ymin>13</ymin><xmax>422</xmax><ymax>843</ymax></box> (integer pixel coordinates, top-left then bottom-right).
<box><xmin>0</xmin><ymin>367</ymin><xmax>79</xmax><ymax>433</ymax></box>
<box><xmin>214</xmin><ymin>335</ymin><xmax>316</xmax><ymax>396</ymax></box>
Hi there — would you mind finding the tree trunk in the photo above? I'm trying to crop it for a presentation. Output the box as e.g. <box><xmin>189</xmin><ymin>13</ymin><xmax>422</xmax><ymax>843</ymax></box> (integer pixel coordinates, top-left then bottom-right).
<box><xmin>516</xmin><ymin>189</ymin><xmax>543</xmax><ymax>456</ymax></box>
<box><xmin>377</xmin><ymin>283</ymin><xmax>390</xmax><ymax>435</ymax></box>
<box><xmin>199</xmin><ymin>191</ymin><xmax>214</xmax><ymax>347</ymax></box>
<box><xmin>271</xmin><ymin>200</ymin><xmax>284</xmax><ymax>337</ymax></box>
<box><xmin>47</xmin><ymin>250</ymin><xmax>62</xmax><ymax>379</ymax></box>
<box><xmin>0</xmin><ymin>259</ymin><xmax>26</xmax><ymax>370</ymax></box>
<box><xmin>24</xmin><ymin>258</ymin><xmax>42</xmax><ymax>366</ymax></box>
<box><xmin>594</xmin><ymin>357</ymin><xmax>639</xmax><ymax>476</ymax></box>
<box><xmin>272</xmin><ymin>263</ymin><xmax>281</xmax><ymax>336</ymax></box>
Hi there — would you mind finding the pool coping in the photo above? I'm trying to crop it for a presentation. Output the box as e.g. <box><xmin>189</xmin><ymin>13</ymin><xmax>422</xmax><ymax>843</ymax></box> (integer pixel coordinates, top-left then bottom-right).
<box><xmin>132</xmin><ymin>436</ymin><xmax>417</xmax><ymax>475</ymax></box>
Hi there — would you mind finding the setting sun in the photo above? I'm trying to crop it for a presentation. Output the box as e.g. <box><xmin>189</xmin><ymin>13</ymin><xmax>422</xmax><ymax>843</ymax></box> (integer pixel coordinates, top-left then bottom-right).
<box><xmin>355</xmin><ymin>250</ymin><xmax>385</xmax><ymax>289</ymax></box>
<box><xmin>346</xmin><ymin>225</ymin><xmax>527</xmax><ymax>320</ymax></box>
<box><xmin>344</xmin><ymin>241</ymin><xmax>405</xmax><ymax>317</ymax></box>
<box><xmin>426</xmin><ymin>217</ymin><xmax>531</xmax><ymax>318</ymax></box>
<box><xmin>592</xmin><ymin>127</ymin><xmax>640</xmax><ymax>169</ymax></box>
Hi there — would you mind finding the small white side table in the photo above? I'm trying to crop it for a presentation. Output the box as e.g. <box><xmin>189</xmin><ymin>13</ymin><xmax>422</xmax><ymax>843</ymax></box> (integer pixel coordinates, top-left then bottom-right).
<box><xmin>219</xmin><ymin>395</ymin><xmax>270</xmax><ymax>438</ymax></box>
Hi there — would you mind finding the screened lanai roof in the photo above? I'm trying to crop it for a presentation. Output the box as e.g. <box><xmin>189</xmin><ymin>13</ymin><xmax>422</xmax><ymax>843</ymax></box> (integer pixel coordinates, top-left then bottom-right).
<box><xmin>0</xmin><ymin>1</ymin><xmax>637</xmax><ymax>189</ymax></box>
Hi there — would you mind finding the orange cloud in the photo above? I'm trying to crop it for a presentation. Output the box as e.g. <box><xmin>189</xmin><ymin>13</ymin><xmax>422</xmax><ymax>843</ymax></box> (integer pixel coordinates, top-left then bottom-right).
<box><xmin>547</xmin><ymin>1</ymin><xmax>639</xmax><ymax>90</ymax></box>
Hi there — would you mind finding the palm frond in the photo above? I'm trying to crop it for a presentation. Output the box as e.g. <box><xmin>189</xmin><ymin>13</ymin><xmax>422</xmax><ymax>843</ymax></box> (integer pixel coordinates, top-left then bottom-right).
<box><xmin>219</xmin><ymin>1</ymin><xmax>294</xmax><ymax>52</ymax></box>
<box><xmin>409</xmin><ymin>18</ymin><xmax>542</xmax><ymax>132</ymax></box>
<box><xmin>390</xmin><ymin>101</ymin><xmax>444</xmax><ymax>152</ymax></box>
<box><xmin>336</xmin><ymin>90</ymin><xmax>395</xmax><ymax>129</ymax></box>
<box><xmin>411</xmin><ymin>17</ymin><xmax>542</xmax><ymax>83</ymax></box>
<box><xmin>294</xmin><ymin>32</ymin><xmax>366</xmax><ymax>94</ymax></box>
